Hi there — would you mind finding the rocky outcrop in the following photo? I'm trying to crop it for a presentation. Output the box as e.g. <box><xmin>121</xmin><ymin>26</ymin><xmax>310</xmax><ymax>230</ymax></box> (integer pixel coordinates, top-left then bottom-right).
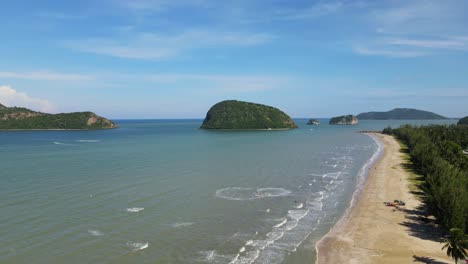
<box><xmin>329</xmin><ymin>115</ymin><xmax>359</xmax><ymax>125</ymax></box>
<box><xmin>307</xmin><ymin>119</ymin><xmax>320</xmax><ymax>125</ymax></box>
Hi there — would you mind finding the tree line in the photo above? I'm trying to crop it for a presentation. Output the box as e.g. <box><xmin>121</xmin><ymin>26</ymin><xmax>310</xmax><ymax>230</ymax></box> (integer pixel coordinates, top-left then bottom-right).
<box><xmin>383</xmin><ymin>124</ymin><xmax>468</xmax><ymax>234</ymax></box>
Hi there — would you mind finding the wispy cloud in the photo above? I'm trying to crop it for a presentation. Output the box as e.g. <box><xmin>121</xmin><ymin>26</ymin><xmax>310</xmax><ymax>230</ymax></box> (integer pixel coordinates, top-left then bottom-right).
<box><xmin>36</xmin><ymin>11</ymin><xmax>86</xmax><ymax>20</ymax></box>
<box><xmin>0</xmin><ymin>71</ymin><xmax>94</xmax><ymax>81</ymax></box>
<box><xmin>352</xmin><ymin>1</ymin><xmax>468</xmax><ymax>57</ymax></box>
<box><xmin>353</xmin><ymin>46</ymin><xmax>426</xmax><ymax>58</ymax></box>
<box><xmin>280</xmin><ymin>2</ymin><xmax>345</xmax><ymax>20</ymax></box>
<box><xmin>66</xmin><ymin>30</ymin><xmax>273</xmax><ymax>59</ymax></box>
<box><xmin>387</xmin><ymin>38</ymin><xmax>468</xmax><ymax>50</ymax></box>
<box><xmin>0</xmin><ymin>85</ymin><xmax>55</xmax><ymax>112</ymax></box>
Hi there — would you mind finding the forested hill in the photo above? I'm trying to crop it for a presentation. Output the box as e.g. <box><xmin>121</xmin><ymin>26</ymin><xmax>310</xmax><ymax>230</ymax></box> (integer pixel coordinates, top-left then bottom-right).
<box><xmin>0</xmin><ymin>104</ymin><xmax>116</xmax><ymax>130</ymax></box>
<box><xmin>200</xmin><ymin>100</ymin><xmax>297</xmax><ymax>129</ymax></box>
<box><xmin>357</xmin><ymin>108</ymin><xmax>447</xmax><ymax>120</ymax></box>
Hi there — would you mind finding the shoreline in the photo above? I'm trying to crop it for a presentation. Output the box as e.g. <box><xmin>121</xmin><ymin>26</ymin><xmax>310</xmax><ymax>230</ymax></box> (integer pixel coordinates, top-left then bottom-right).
<box><xmin>315</xmin><ymin>133</ymin><xmax>450</xmax><ymax>263</ymax></box>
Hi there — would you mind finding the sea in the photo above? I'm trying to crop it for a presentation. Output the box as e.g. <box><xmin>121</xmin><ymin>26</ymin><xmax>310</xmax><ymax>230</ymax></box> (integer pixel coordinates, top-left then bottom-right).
<box><xmin>0</xmin><ymin>119</ymin><xmax>456</xmax><ymax>264</ymax></box>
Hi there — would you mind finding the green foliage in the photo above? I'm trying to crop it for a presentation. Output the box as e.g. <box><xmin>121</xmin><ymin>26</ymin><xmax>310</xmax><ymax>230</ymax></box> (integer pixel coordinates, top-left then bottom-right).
<box><xmin>200</xmin><ymin>100</ymin><xmax>297</xmax><ymax>129</ymax></box>
<box><xmin>357</xmin><ymin>108</ymin><xmax>448</xmax><ymax>120</ymax></box>
<box><xmin>459</xmin><ymin>116</ymin><xmax>468</xmax><ymax>126</ymax></box>
<box><xmin>385</xmin><ymin>125</ymin><xmax>468</xmax><ymax>234</ymax></box>
<box><xmin>0</xmin><ymin>106</ymin><xmax>115</xmax><ymax>130</ymax></box>
<box><xmin>442</xmin><ymin>228</ymin><xmax>468</xmax><ymax>264</ymax></box>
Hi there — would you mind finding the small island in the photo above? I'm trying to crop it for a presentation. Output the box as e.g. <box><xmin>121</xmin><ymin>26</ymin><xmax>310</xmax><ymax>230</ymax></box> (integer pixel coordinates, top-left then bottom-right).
<box><xmin>357</xmin><ymin>108</ymin><xmax>447</xmax><ymax>120</ymax></box>
<box><xmin>458</xmin><ymin>116</ymin><xmax>468</xmax><ymax>126</ymax></box>
<box><xmin>307</xmin><ymin>119</ymin><xmax>320</xmax><ymax>125</ymax></box>
<box><xmin>329</xmin><ymin>115</ymin><xmax>358</xmax><ymax>125</ymax></box>
<box><xmin>0</xmin><ymin>103</ymin><xmax>116</xmax><ymax>130</ymax></box>
<box><xmin>200</xmin><ymin>100</ymin><xmax>297</xmax><ymax>130</ymax></box>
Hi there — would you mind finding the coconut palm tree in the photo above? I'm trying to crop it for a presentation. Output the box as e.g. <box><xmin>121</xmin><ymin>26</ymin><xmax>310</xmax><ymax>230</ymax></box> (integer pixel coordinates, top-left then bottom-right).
<box><xmin>442</xmin><ymin>228</ymin><xmax>468</xmax><ymax>264</ymax></box>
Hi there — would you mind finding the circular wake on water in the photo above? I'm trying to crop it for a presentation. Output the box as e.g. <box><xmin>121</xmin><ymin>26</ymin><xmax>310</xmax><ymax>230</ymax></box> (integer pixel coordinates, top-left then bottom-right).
<box><xmin>215</xmin><ymin>187</ymin><xmax>292</xmax><ymax>201</ymax></box>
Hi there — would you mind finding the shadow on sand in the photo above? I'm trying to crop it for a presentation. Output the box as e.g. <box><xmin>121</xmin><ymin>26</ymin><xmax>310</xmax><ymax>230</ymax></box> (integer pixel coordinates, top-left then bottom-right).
<box><xmin>413</xmin><ymin>255</ymin><xmax>448</xmax><ymax>264</ymax></box>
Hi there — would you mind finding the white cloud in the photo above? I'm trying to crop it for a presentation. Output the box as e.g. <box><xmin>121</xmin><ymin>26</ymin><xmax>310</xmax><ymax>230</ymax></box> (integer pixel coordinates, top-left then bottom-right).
<box><xmin>281</xmin><ymin>2</ymin><xmax>344</xmax><ymax>20</ymax></box>
<box><xmin>354</xmin><ymin>1</ymin><xmax>468</xmax><ymax>57</ymax></box>
<box><xmin>353</xmin><ymin>46</ymin><xmax>426</xmax><ymax>58</ymax></box>
<box><xmin>66</xmin><ymin>30</ymin><xmax>273</xmax><ymax>59</ymax></box>
<box><xmin>0</xmin><ymin>86</ymin><xmax>55</xmax><ymax>113</ymax></box>
<box><xmin>0</xmin><ymin>71</ymin><xmax>93</xmax><ymax>81</ymax></box>
<box><xmin>388</xmin><ymin>38</ymin><xmax>468</xmax><ymax>50</ymax></box>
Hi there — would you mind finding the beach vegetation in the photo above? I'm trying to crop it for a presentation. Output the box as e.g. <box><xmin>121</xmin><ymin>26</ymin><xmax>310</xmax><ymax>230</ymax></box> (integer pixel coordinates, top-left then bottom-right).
<box><xmin>442</xmin><ymin>228</ymin><xmax>468</xmax><ymax>264</ymax></box>
<box><xmin>384</xmin><ymin>125</ymin><xmax>468</xmax><ymax>234</ymax></box>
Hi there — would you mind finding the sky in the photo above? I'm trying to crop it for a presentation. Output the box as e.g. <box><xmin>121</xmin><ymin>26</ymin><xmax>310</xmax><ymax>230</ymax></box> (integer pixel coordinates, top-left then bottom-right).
<box><xmin>0</xmin><ymin>0</ymin><xmax>467</xmax><ymax>118</ymax></box>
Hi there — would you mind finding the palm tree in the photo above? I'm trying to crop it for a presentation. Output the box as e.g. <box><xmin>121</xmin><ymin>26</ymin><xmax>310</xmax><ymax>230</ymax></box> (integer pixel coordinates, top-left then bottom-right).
<box><xmin>442</xmin><ymin>228</ymin><xmax>468</xmax><ymax>264</ymax></box>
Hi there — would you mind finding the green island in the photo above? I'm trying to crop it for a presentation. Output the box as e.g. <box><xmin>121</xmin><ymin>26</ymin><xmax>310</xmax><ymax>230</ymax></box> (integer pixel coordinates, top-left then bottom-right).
<box><xmin>458</xmin><ymin>116</ymin><xmax>468</xmax><ymax>126</ymax></box>
<box><xmin>0</xmin><ymin>103</ymin><xmax>116</xmax><ymax>130</ymax></box>
<box><xmin>200</xmin><ymin>100</ymin><xmax>297</xmax><ymax>130</ymax></box>
<box><xmin>329</xmin><ymin>115</ymin><xmax>358</xmax><ymax>125</ymax></box>
<box><xmin>357</xmin><ymin>108</ymin><xmax>447</xmax><ymax>120</ymax></box>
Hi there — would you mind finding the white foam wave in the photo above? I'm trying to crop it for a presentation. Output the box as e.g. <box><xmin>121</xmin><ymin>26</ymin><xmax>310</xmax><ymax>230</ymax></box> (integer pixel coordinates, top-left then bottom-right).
<box><xmin>88</xmin><ymin>230</ymin><xmax>103</xmax><ymax>236</ymax></box>
<box><xmin>53</xmin><ymin>141</ymin><xmax>72</xmax><ymax>145</ymax></box>
<box><xmin>76</xmin><ymin>139</ymin><xmax>101</xmax><ymax>143</ymax></box>
<box><xmin>215</xmin><ymin>187</ymin><xmax>291</xmax><ymax>201</ymax></box>
<box><xmin>127</xmin><ymin>207</ymin><xmax>144</xmax><ymax>213</ymax></box>
<box><xmin>127</xmin><ymin>242</ymin><xmax>149</xmax><ymax>251</ymax></box>
<box><xmin>294</xmin><ymin>202</ymin><xmax>304</xmax><ymax>209</ymax></box>
<box><xmin>171</xmin><ymin>222</ymin><xmax>194</xmax><ymax>228</ymax></box>
<box><xmin>273</xmin><ymin>218</ymin><xmax>287</xmax><ymax>228</ymax></box>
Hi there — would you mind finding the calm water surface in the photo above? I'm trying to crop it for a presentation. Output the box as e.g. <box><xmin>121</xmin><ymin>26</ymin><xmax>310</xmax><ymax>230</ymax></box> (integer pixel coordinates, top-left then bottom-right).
<box><xmin>0</xmin><ymin>119</ymin><xmax>456</xmax><ymax>264</ymax></box>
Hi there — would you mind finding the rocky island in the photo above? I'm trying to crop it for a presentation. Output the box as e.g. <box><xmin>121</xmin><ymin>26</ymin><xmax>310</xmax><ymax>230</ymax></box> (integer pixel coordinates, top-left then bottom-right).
<box><xmin>307</xmin><ymin>119</ymin><xmax>320</xmax><ymax>125</ymax></box>
<box><xmin>0</xmin><ymin>103</ymin><xmax>116</xmax><ymax>130</ymax></box>
<box><xmin>357</xmin><ymin>108</ymin><xmax>447</xmax><ymax>120</ymax></box>
<box><xmin>458</xmin><ymin>116</ymin><xmax>468</xmax><ymax>125</ymax></box>
<box><xmin>200</xmin><ymin>100</ymin><xmax>297</xmax><ymax>130</ymax></box>
<box><xmin>329</xmin><ymin>115</ymin><xmax>358</xmax><ymax>125</ymax></box>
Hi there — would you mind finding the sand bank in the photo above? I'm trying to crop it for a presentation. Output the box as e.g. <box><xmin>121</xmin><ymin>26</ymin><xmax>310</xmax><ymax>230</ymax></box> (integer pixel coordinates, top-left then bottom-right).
<box><xmin>316</xmin><ymin>133</ymin><xmax>450</xmax><ymax>264</ymax></box>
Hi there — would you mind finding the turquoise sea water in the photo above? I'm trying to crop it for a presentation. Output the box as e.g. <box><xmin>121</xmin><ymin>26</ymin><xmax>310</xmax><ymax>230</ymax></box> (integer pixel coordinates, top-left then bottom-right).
<box><xmin>0</xmin><ymin>119</ymin><xmax>456</xmax><ymax>264</ymax></box>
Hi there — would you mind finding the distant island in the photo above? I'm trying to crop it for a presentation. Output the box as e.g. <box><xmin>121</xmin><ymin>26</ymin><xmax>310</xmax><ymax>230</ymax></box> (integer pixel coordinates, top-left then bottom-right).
<box><xmin>307</xmin><ymin>119</ymin><xmax>320</xmax><ymax>125</ymax></box>
<box><xmin>329</xmin><ymin>115</ymin><xmax>358</xmax><ymax>125</ymax></box>
<box><xmin>200</xmin><ymin>100</ymin><xmax>297</xmax><ymax>130</ymax></box>
<box><xmin>0</xmin><ymin>103</ymin><xmax>116</xmax><ymax>130</ymax></box>
<box><xmin>458</xmin><ymin>116</ymin><xmax>468</xmax><ymax>125</ymax></box>
<box><xmin>356</xmin><ymin>108</ymin><xmax>447</xmax><ymax>120</ymax></box>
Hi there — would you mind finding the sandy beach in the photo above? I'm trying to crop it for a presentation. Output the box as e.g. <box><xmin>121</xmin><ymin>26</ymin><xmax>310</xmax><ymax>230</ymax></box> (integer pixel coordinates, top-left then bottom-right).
<box><xmin>316</xmin><ymin>133</ymin><xmax>451</xmax><ymax>264</ymax></box>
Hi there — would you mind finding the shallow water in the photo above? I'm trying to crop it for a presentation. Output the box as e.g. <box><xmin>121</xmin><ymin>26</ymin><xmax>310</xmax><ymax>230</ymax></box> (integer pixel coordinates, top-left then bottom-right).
<box><xmin>0</xmin><ymin>119</ymin><xmax>456</xmax><ymax>264</ymax></box>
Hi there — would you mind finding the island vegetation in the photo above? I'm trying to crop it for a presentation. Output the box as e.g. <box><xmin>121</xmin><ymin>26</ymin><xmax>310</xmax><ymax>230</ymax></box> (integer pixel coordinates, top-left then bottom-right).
<box><xmin>329</xmin><ymin>115</ymin><xmax>358</xmax><ymax>125</ymax></box>
<box><xmin>0</xmin><ymin>104</ymin><xmax>116</xmax><ymax>130</ymax></box>
<box><xmin>200</xmin><ymin>100</ymin><xmax>297</xmax><ymax>130</ymax></box>
<box><xmin>357</xmin><ymin>108</ymin><xmax>447</xmax><ymax>120</ymax></box>
<box><xmin>458</xmin><ymin>116</ymin><xmax>468</xmax><ymax>126</ymax></box>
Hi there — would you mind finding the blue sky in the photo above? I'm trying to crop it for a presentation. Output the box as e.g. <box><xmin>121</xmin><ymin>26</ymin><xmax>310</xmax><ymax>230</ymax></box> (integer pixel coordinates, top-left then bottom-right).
<box><xmin>0</xmin><ymin>0</ymin><xmax>467</xmax><ymax>118</ymax></box>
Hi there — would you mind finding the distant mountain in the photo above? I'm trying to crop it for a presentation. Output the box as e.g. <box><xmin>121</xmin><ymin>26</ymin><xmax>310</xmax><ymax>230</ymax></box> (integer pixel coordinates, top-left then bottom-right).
<box><xmin>458</xmin><ymin>116</ymin><xmax>468</xmax><ymax>126</ymax></box>
<box><xmin>200</xmin><ymin>100</ymin><xmax>297</xmax><ymax>130</ymax></box>
<box><xmin>0</xmin><ymin>103</ymin><xmax>116</xmax><ymax>130</ymax></box>
<box><xmin>356</xmin><ymin>108</ymin><xmax>447</xmax><ymax>120</ymax></box>
<box><xmin>329</xmin><ymin>115</ymin><xmax>358</xmax><ymax>125</ymax></box>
